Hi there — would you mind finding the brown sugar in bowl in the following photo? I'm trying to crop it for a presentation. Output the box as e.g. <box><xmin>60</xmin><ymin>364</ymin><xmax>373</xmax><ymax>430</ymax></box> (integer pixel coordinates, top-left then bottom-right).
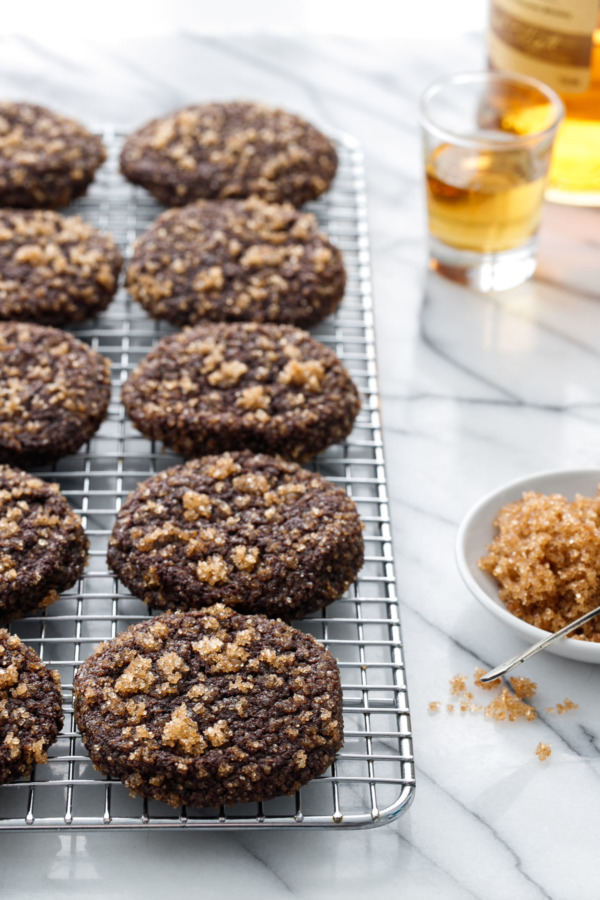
<box><xmin>455</xmin><ymin>468</ymin><xmax>600</xmax><ymax>664</ymax></box>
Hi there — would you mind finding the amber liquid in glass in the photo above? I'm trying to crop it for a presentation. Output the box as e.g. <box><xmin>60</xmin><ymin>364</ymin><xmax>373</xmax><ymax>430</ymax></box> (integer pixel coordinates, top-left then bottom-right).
<box><xmin>425</xmin><ymin>142</ymin><xmax>546</xmax><ymax>254</ymax></box>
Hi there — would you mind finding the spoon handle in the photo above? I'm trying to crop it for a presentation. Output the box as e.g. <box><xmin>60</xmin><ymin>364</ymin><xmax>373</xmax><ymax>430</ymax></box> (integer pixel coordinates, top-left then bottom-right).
<box><xmin>478</xmin><ymin>603</ymin><xmax>600</xmax><ymax>683</ymax></box>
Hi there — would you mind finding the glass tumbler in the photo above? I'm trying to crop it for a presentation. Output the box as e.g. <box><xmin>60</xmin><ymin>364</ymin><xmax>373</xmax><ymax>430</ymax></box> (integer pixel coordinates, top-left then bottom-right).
<box><xmin>420</xmin><ymin>71</ymin><xmax>564</xmax><ymax>292</ymax></box>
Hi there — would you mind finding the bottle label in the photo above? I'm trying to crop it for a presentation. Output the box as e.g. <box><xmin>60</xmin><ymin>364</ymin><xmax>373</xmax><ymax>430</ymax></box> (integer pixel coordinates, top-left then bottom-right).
<box><xmin>489</xmin><ymin>0</ymin><xmax>598</xmax><ymax>94</ymax></box>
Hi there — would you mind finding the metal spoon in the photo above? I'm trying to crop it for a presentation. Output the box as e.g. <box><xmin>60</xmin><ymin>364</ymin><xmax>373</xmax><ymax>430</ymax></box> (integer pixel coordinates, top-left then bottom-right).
<box><xmin>478</xmin><ymin>603</ymin><xmax>600</xmax><ymax>683</ymax></box>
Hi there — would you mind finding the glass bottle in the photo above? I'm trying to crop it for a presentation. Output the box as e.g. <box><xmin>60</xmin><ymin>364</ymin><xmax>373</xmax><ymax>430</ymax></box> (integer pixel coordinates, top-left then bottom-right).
<box><xmin>488</xmin><ymin>0</ymin><xmax>600</xmax><ymax>206</ymax></box>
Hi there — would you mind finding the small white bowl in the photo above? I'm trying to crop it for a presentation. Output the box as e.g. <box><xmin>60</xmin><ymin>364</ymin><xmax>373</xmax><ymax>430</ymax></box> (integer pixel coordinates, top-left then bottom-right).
<box><xmin>455</xmin><ymin>468</ymin><xmax>600</xmax><ymax>664</ymax></box>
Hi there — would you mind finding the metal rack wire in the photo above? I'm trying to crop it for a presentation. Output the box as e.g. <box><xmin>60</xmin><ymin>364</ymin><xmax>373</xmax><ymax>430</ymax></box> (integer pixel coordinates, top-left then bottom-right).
<box><xmin>0</xmin><ymin>127</ymin><xmax>415</xmax><ymax>830</ymax></box>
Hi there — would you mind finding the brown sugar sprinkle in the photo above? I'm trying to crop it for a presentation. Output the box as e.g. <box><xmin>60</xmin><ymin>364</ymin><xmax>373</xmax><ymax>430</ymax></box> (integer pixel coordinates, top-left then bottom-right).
<box><xmin>449</xmin><ymin>674</ymin><xmax>467</xmax><ymax>696</ymax></box>
<box><xmin>479</xmin><ymin>488</ymin><xmax>600</xmax><ymax>642</ymax></box>
<box><xmin>484</xmin><ymin>688</ymin><xmax>537</xmax><ymax>722</ymax></box>
<box><xmin>509</xmin><ymin>676</ymin><xmax>537</xmax><ymax>700</ymax></box>
<box><xmin>430</xmin><ymin>669</ymin><xmax>578</xmax><ymax>723</ymax></box>
<box><xmin>536</xmin><ymin>742</ymin><xmax>552</xmax><ymax>761</ymax></box>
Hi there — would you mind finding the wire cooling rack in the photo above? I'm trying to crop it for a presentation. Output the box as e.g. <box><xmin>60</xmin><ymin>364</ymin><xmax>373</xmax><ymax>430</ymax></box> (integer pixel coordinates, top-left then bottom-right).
<box><xmin>0</xmin><ymin>127</ymin><xmax>415</xmax><ymax>830</ymax></box>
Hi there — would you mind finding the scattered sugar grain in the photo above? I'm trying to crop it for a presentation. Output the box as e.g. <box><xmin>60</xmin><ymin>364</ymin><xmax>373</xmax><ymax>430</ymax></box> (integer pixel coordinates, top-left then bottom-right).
<box><xmin>484</xmin><ymin>687</ymin><xmax>537</xmax><ymax>722</ymax></box>
<box><xmin>557</xmin><ymin>698</ymin><xmax>578</xmax><ymax>714</ymax></box>
<box><xmin>509</xmin><ymin>676</ymin><xmax>537</xmax><ymax>699</ymax></box>
<box><xmin>430</xmin><ymin>670</ymin><xmax>578</xmax><ymax>725</ymax></box>
<box><xmin>449</xmin><ymin>674</ymin><xmax>467</xmax><ymax>696</ymax></box>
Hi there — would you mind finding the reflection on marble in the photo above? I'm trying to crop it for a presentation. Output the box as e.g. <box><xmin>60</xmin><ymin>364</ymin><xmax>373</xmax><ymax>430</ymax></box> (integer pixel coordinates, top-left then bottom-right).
<box><xmin>1</xmin><ymin>28</ymin><xmax>600</xmax><ymax>900</ymax></box>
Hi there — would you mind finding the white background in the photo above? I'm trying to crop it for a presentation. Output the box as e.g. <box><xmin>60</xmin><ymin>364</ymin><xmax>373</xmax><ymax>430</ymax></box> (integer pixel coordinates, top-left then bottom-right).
<box><xmin>0</xmin><ymin>0</ymin><xmax>487</xmax><ymax>40</ymax></box>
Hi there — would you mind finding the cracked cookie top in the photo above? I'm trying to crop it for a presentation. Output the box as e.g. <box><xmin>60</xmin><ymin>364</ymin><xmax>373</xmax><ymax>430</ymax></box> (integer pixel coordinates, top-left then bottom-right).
<box><xmin>0</xmin><ymin>322</ymin><xmax>111</xmax><ymax>466</ymax></box>
<box><xmin>0</xmin><ymin>209</ymin><xmax>122</xmax><ymax>324</ymax></box>
<box><xmin>126</xmin><ymin>197</ymin><xmax>344</xmax><ymax>329</ymax></box>
<box><xmin>0</xmin><ymin>465</ymin><xmax>88</xmax><ymax>623</ymax></box>
<box><xmin>0</xmin><ymin>102</ymin><xmax>105</xmax><ymax>209</ymax></box>
<box><xmin>120</xmin><ymin>101</ymin><xmax>337</xmax><ymax>207</ymax></box>
<box><xmin>108</xmin><ymin>450</ymin><xmax>363</xmax><ymax>619</ymax></box>
<box><xmin>73</xmin><ymin>604</ymin><xmax>343</xmax><ymax>808</ymax></box>
<box><xmin>122</xmin><ymin>321</ymin><xmax>360</xmax><ymax>462</ymax></box>
<box><xmin>0</xmin><ymin>629</ymin><xmax>63</xmax><ymax>783</ymax></box>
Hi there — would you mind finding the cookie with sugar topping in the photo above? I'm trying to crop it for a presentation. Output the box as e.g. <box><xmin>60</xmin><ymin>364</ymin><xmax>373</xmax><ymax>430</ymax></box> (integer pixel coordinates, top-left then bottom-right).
<box><xmin>121</xmin><ymin>321</ymin><xmax>360</xmax><ymax>462</ymax></box>
<box><xmin>73</xmin><ymin>604</ymin><xmax>343</xmax><ymax>808</ymax></box>
<box><xmin>0</xmin><ymin>102</ymin><xmax>105</xmax><ymax>209</ymax></box>
<box><xmin>126</xmin><ymin>197</ymin><xmax>345</xmax><ymax>329</ymax></box>
<box><xmin>120</xmin><ymin>101</ymin><xmax>337</xmax><ymax>208</ymax></box>
<box><xmin>108</xmin><ymin>450</ymin><xmax>363</xmax><ymax>619</ymax></box>
<box><xmin>0</xmin><ymin>465</ymin><xmax>88</xmax><ymax>623</ymax></box>
<box><xmin>0</xmin><ymin>322</ymin><xmax>111</xmax><ymax>466</ymax></box>
<box><xmin>0</xmin><ymin>630</ymin><xmax>63</xmax><ymax>783</ymax></box>
<box><xmin>0</xmin><ymin>209</ymin><xmax>122</xmax><ymax>324</ymax></box>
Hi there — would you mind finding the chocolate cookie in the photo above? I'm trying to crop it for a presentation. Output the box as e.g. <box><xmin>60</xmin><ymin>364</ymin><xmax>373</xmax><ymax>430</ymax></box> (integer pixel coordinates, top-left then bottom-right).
<box><xmin>120</xmin><ymin>101</ymin><xmax>337</xmax><ymax>208</ymax></box>
<box><xmin>126</xmin><ymin>197</ymin><xmax>345</xmax><ymax>329</ymax></box>
<box><xmin>0</xmin><ymin>102</ymin><xmax>105</xmax><ymax>209</ymax></box>
<box><xmin>108</xmin><ymin>451</ymin><xmax>363</xmax><ymax>619</ymax></box>
<box><xmin>121</xmin><ymin>322</ymin><xmax>360</xmax><ymax>462</ymax></box>
<box><xmin>0</xmin><ymin>210</ymin><xmax>122</xmax><ymax>324</ymax></box>
<box><xmin>0</xmin><ymin>322</ymin><xmax>111</xmax><ymax>466</ymax></box>
<box><xmin>0</xmin><ymin>465</ymin><xmax>88</xmax><ymax>623</ymax></box>
<box><xmin>73</xmin><ymin>604</ymin><xmax>343</xmax><ymax>808</ymax></box>
<box><xmin>0</xmin><ymin>630</ymin><xmax>63</xmax><ymax>783</ymax></box>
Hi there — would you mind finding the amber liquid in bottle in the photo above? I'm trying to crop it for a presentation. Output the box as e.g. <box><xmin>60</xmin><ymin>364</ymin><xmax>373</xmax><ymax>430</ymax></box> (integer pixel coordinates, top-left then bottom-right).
<box><xmin>425</xmin><ymin>143</ymin><xmax>546</xmax><ymax>254</ymax></box>
<box><xmin>488</xmin><ymin>2</ymin><xmax>600</xmax><ymax>206</ymax></box>
<box><xmin>547</xmin><ymin>24</ymin><xmax>600</xmax><ymax>203</ymax></box>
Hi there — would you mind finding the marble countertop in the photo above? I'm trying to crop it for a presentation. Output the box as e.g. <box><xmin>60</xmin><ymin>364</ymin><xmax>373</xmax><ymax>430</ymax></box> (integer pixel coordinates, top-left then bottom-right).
<box><xmin>2</xmin><ymin>29</ymin><xmax>600</xmax><ymax>900</ymax></box>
